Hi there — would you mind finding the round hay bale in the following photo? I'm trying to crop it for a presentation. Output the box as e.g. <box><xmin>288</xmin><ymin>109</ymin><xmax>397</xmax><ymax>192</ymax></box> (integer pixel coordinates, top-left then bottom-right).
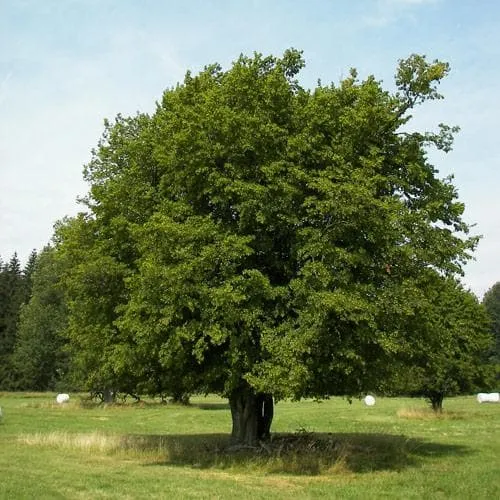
<box><xmin>56</xmin><ymin>393</ymin><xmax>70</xmax><ymax>404</ymax></box>
<box><xmin>364</xmin><ymin>395</ymin><xmax>376</xmax><ymax>406</ymax></box>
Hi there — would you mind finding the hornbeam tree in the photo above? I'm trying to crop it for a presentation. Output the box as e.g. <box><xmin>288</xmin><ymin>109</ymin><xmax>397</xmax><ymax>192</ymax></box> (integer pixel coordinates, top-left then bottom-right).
<box><xmin>57</xmin><ymin>50</ymin><xmax>477</xmax><ymax>445</ymax></box>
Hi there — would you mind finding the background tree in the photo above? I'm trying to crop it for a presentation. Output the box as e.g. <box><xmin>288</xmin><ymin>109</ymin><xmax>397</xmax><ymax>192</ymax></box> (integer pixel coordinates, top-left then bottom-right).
<box><xmin>54</xmin><ymin>215</ymin><xmax>137</xmax><ymax>402</ymax></box>
<box><xmin>0</xmin><ymin>253</ymin><xmax>28</xmax><ymax>389</ymax></box>
<box><xmin>390</xmin><ymin>277</ymin><xmax>494</xmax><ymax>412</ymax></box>
<box><xmin>22</xmin><ymin>249</ymin><xmax>38</xmax><ymax>298</ymax></box>
<box><xmin>58</xmin><ymin>50</ymin><xmax>477</xmax><ymax>444</ymax></box>
<box><xmin>11</xmin><ymin>247</ymin><xmax>69</xmax><ymax>391</ymax></box>
<box><xmin>482</xmin><ymin>281</ymin><xmax>500</xmax><ymax>366</ymax></box>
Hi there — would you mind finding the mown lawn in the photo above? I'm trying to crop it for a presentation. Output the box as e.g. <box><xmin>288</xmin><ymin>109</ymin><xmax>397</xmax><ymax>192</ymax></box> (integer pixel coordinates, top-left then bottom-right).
<box><xmin>0</xmin><ymin>392</ymin><xmax>498</xmax><ymax>499</ymax></box>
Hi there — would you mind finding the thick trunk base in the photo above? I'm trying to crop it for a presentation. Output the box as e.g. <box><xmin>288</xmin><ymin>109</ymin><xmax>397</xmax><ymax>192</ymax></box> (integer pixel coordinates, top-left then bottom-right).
<box><xmin>229</xmin><ymin>390</ymin><xmax>274</xmax><ymax>446</ymax></box>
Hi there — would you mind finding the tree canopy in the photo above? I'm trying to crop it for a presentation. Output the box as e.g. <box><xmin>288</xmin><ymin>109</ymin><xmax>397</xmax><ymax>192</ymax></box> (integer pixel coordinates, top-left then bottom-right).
<box><xmin>11</xmin><ymin>247</ymin><xmax>69</xmax><ymax>391</ymax></box>
<box><xmin>0</xmin><ymin>251</ymin><xmax>37</xmax><ymax>389</ymax></box>
<box><xmin>389</xmin><ymin>276</ymin><xmax>493</xmax><ymax>411</ymax></box>
<box><xmin>56</xmin><ymin>50</ymin><xmax>479</xmax><ymax>444</ymax></box>
<box><xmin>483</xmin><ymin>281</ymin><xmax>500</xmax><ymax>365</ymax></box>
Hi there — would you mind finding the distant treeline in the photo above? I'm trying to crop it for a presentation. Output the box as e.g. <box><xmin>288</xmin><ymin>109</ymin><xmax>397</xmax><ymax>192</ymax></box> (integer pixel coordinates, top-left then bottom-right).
<box><xmin>1</xmin><ymin>245</ymin><xmax>499</xmax><ymax>401</ymax></box>
<box><xmin>0</xmin><ymin>248</ymin><xmax>68</xmax><ymax>392</ymax></box>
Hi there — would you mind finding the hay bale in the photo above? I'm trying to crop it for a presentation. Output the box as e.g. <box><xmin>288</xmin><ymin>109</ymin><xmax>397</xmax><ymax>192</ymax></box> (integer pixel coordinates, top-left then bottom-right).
<box><xmin>56</xmin><ymin>393</ymin><xmax>70</xmax><ymax>404</ymax></box>
<box><xmin>363</xmin><ymin>395</ymin><xmax>376</xmax><ymax>406</ymax></box>
<box><xmin>476</xmin><ymin>392</ymin><xmax>499</xmax><ymax>403</ymax></box>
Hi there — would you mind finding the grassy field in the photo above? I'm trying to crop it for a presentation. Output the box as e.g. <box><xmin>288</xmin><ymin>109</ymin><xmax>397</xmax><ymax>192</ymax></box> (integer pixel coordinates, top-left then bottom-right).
<box><xmin>0</xmin><ymin>392</ymin><xmax>499</xmax><ymax>499</ymax></box>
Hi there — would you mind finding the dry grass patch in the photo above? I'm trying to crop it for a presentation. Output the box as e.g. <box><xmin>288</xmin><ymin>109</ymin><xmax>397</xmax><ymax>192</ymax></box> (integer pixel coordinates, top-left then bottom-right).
<box><xmin>19</xmin><ymin>432</ymin><xmax>125</xmax><ymax>453</ymax></box>
<box><xmin>21</xmin><ymin>401</ymin><xmax>78</xmax><ymax>410</ymax></box>
<box><xmin>397</xmin><ymin>407</ymin><xmax>465</xmax><ymax>420</ymax></box>
<box><xmin>18</xmin><ymin>431</ymin><xmax>175</xmax><ymax>459</ymax></box>
<box><xmin>18</xmin><ymin>431</ymin><xmax>408</xmax><ymax>474</ymax></box>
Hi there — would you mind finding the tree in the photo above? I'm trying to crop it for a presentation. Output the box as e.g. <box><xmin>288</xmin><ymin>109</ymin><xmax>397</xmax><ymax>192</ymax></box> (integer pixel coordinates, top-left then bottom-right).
<box><xmin>58</xmin><ymin>50</ymin><xmax>477</xmax><ymax>444</ymax></box>
<box><xmin>54</xmin><ymin>215</ymin><xmax>137</xmax><ymax>401</ymax></box>
<box><xmin>0</xmin><ymin>253</ymin><xmax>26</xmax><ymax>389</ymax></box>
<box><xmin>483</xmin><ymin>282</ymin><xmax>500</xmax><ymax>365</ymax></box>
<box><xmin>22</xmin><ymin>249</ymin><xmax>38</xmax><ymax>298</ymax></box>
<box><xmin>11</xmin><ymin>247</ymin><xmax>69</xmax><ymax>391</ymax></box>
<box><xmin>391</xmin><ymin>277</ymin><xmax>493</xmax><ymax>412</ymax></box>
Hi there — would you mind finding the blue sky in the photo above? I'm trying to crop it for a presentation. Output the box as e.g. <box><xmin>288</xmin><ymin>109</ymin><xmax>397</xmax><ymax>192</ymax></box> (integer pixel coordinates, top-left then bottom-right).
<box><xmin>1</xmin><ymin>0</ymin><xmax>498</xmax><ymax>297</ymax></box>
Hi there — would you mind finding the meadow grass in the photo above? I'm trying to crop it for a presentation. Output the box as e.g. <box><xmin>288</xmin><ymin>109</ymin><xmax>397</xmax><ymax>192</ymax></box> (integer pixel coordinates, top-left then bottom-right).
<box><xmin>0</xmin><ymin>392</ymin><xmax>499</xmax><ymax>499</ymax></box>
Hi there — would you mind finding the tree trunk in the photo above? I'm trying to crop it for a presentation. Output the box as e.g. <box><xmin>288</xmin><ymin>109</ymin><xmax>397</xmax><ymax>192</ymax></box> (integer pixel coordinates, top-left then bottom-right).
<box><xmin>229</xmin><ymin>389</ymin><xmax>274</xmax><ymax>446</ymax></box>
<box><xmin>257</xmin><ymin>393</ymin><xmax>273</xmax><ymax>440</ymax></box>
<box><xmin>170</xmin><ymin>391</ymin><xmax>190</xmax><ymax>405</ymax></box>
<box><xmin>429</xmin><ymin>392</ymin><xmax>444</xmax><ymax>413</ymax></box>
<box><xmin>102</xmin><ymin>388</ymin><xmax>115</xmax><ymax>403</ymax></box>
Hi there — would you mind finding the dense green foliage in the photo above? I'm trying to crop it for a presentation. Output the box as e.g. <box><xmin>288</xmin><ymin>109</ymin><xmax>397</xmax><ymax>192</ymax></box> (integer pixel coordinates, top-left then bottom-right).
<box><xmin>0</xmin><ymin>251</ymin><xmax>37</xmax><ymax>389</ymax></box>
<box><xmin>483</xmin><ymin>281</ymin><xmax>500</xmax><ymax>365</ymax></box>
<box><xmin>389</xmin><ymin>277</ymin><xmax>494</xmax><ymax>411</ymax></box>
<box><xmin>51</xmin><ymin>49</ymin><xmax>487</xmax><ymax>443</ymax></box>
<box><xmin>0</xmin><ymin>51</ymin><xmax>492</xmax><ymax>443</ymax></box>
<box><xmin>10</xmin><ymin>247</ymin><xmax>69</xmax><ymax>391</ymax></box>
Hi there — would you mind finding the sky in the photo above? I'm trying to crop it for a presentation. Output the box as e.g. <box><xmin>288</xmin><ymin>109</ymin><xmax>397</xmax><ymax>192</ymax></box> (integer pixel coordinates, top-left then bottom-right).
<box><xmin>1</xmin><ymin>0</ymin><xmax>499</xmax><ymax>298</ymax></box>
